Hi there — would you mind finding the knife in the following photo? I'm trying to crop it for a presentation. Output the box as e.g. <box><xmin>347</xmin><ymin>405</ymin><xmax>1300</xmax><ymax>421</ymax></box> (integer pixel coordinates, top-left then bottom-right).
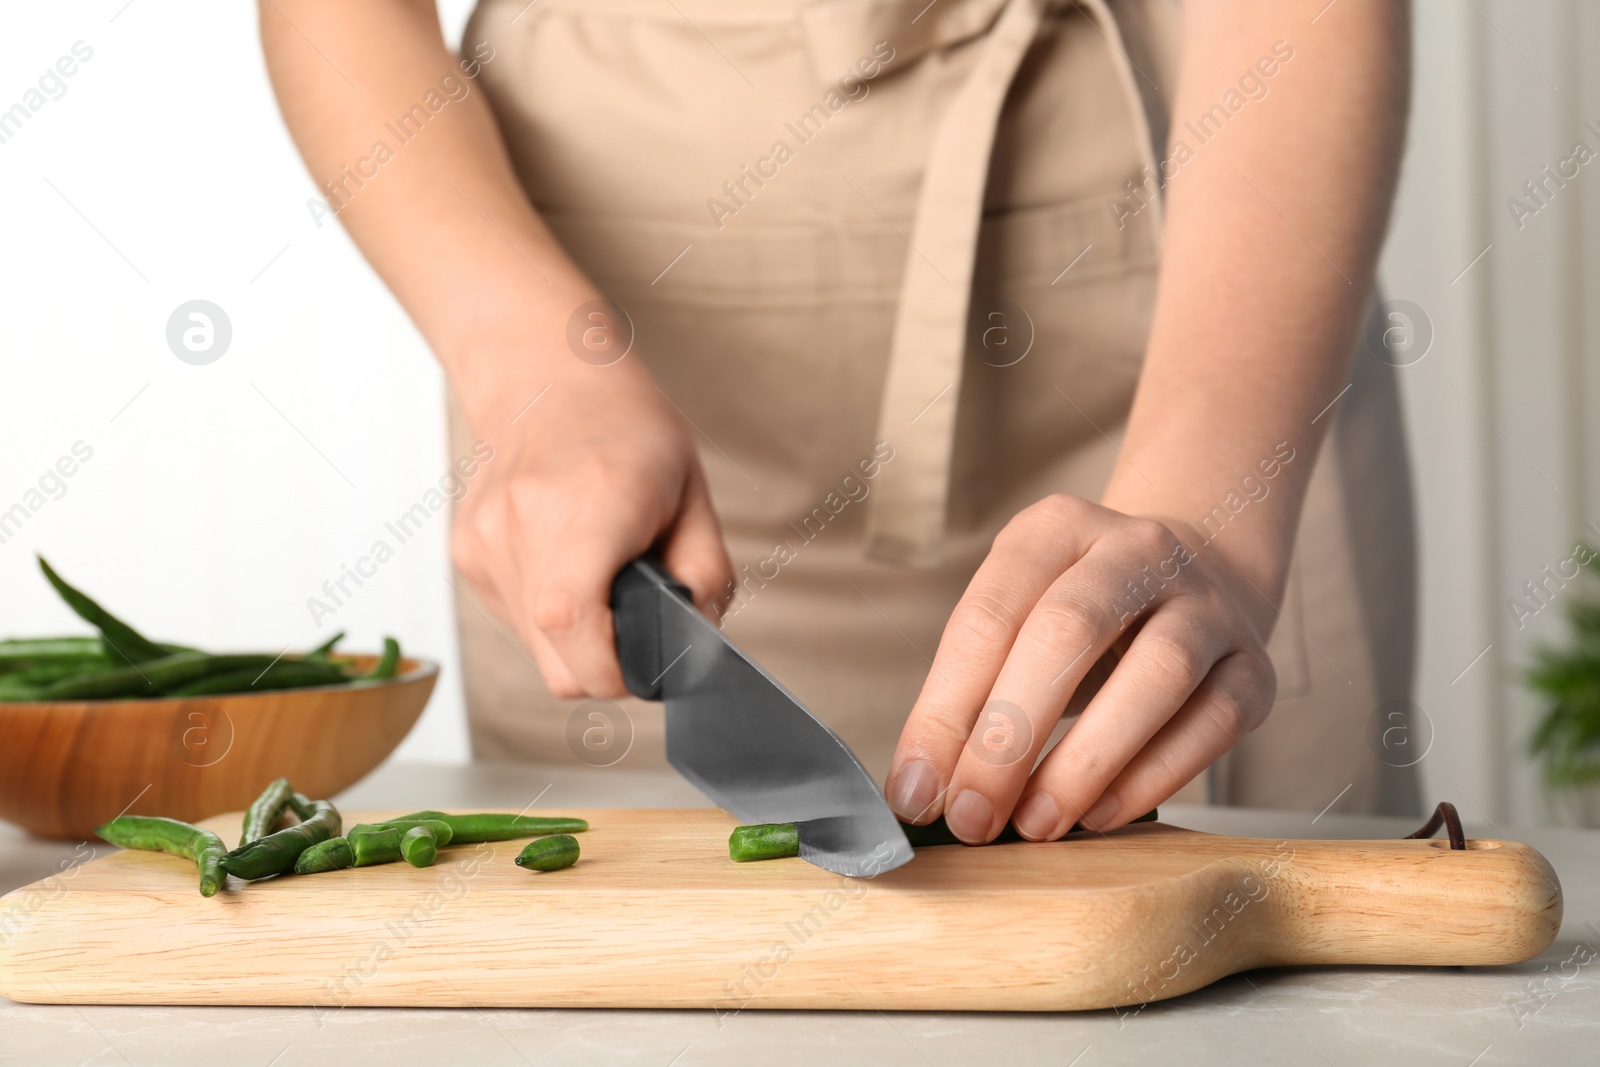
<box><xmin>610</xmin><ymin>558</ymin><xmax>913</xmax><ymax>878</ymax></box>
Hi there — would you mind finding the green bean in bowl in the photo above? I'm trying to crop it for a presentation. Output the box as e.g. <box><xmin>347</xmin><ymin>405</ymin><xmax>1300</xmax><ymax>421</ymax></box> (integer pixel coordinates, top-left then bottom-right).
<box><xmin>0</xmin><ymin>556</ymin><xmax>402</xmax><ymax>701</ymax></box>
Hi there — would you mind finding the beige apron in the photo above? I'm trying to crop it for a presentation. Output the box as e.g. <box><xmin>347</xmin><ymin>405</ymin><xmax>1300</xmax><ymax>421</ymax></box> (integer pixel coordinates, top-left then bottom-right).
<box><xmin>451</xmin><ymin>0</ymin><xmax>1420</xmax><ymax>816</ymax></box>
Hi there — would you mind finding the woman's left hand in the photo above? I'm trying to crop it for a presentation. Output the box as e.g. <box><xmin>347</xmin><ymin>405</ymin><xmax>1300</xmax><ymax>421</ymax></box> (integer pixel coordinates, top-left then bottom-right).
<box><xmin>884</xmin><ymin>493</ymin><xmax>1278</xmax><ymax>843</ymax></box>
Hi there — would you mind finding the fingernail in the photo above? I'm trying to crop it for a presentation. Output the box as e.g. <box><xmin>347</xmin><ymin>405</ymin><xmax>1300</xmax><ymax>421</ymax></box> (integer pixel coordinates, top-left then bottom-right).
<box><xmin>946</xmin><ymin>790</ymin><xmax>996</xmax><ymax>843</ymax></box>
<box><xmin>888</xmin><ymin>760</ymin><xmax>939</xmax><ymax>822</ymax></box>
<box><xmin>1013</xmin><ymin>792</ymin><xmax>1060</xmax><ymax>841</ymax></box>
<box><xmin>1080</xmin><ymin>793</ymin><xmax>1120</xmax><ymax>831</ymax></box>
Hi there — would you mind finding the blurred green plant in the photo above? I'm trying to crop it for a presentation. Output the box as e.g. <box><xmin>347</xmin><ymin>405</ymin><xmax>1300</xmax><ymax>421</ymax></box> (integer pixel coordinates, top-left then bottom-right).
<box><xmin>1528</xmin><ymin>547</ymin><xmax>1600</xmax><ymax>790</ymax></box>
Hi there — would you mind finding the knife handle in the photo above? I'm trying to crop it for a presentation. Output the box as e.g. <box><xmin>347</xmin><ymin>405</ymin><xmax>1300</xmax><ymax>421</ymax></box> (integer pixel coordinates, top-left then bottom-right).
<box><xmin>610</xmin><ymin>558</ymin><xmax>693</xmax><ymax>701</ymax></box>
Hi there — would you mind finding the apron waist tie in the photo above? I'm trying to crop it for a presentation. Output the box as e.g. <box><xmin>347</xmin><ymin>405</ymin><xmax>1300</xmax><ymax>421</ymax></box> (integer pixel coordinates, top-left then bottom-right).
<box><xmin>812</xmin><ymin>0</ymin><xmax>1162</xmax><ymax>567</ymax></box>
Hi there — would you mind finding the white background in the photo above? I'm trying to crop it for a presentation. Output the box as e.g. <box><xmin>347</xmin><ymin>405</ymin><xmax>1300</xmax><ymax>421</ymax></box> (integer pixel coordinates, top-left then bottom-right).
<box><xmin>2</xmin><ymin>2</ymin><xmax>1597</xmax><ymax>823</ymax></box>
<box><xmin>0</xmin><ymin>1</ymin><xmax>479</xmax><ymax>764</ymax></box>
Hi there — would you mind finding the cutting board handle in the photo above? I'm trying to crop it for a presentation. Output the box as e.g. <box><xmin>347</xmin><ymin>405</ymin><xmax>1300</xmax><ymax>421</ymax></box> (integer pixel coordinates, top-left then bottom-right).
<box><xmin>611</xmin><ymin>558</ymin><xmax>693</xmax><ymax>701</ymax></box>
<box><xmin>1249</xmin><ymin>836</ymin><xmax>1563</xmax><ymax>968</ymax></box>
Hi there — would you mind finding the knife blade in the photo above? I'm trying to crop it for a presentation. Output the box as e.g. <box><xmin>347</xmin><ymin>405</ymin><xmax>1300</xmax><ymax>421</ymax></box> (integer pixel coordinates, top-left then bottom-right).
<box><xmin>611</xmin><ymin>558</ymin><xmax>913</xmax><ymax>878</ymax></box>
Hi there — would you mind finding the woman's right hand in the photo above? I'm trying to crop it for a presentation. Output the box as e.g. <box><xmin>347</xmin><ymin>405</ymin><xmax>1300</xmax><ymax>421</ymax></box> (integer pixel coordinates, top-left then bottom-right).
<box><xmin>451</xmin><ymin>344</ymin><xmax>734</xmax><ymax>700</ymax></box>
<box><xmin>257</xmin><ymin>1</ymin><xmax>734</xmax><ymax>697</ymax></box>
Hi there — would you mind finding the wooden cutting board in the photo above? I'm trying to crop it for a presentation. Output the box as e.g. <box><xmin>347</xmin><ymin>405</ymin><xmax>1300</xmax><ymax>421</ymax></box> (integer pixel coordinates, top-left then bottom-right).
<box><xmin>0</xmin><ymin>809</ymin><xmax>1562</xmax><ymax>1012</ymax></box>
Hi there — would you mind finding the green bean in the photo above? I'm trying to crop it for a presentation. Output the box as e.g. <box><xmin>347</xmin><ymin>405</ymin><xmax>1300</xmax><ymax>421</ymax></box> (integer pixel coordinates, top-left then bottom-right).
<box><xmin>357</xmin><ymin>636</ymin><xmax>402</xmax><ymax>681</ymax></box>
<box><xmin>729</xmin><ymin>823</ymin><xmax>799</xmax><ymax>862</ymax></box>
<box><xmin>0</xmin><ymin>679</ymin><xmax>46</xmax><ymax>702</ymax></box>
<box><xmin>380</xmin><ymin>812</ymin><xmax>587</xmax><ymax>843</ymax></box>
<box><xmin>35</xmin><ymin>651</ymin><xmax>287</xmax><ymax>700</ymax></box>
<box><xmin>1</xmin><ymin>658</ymin><xmax>112</xmax><ymax>683</ymax></box>
<box><xmin>899</xmin><ymin>808</ymin><xmax>1159</xmax><ymax>847</ymax></box>
<box><xmin>97</xmin><ymin>815</ymin><xmax>228</xmax><ymax>897</ymax></box>
<box><xmin>902</xmin><ymin>808</ymin><xmax>1160</xmax><ymax>847</ymax></box>
<box><xmin>515</xmin><ymin>834</ymin><xmax>579</xmax><ymax>871</ymax></box>
<box><xmin>37</xmin><ymin>557</ymin><xmax>170</xmax><ymax>666</ymax></box>
<box><xmin>0</xmin><ymin>637</ymin><xmax>104</xmax><ymax>665</ymax></box>
<box><xmin>294</xmin><ymin>836</ymin><xmax>354</xmax><ymax>874</ymax></box>
<box><xmin>400</xmin><ymin>826</ymin><xmax>439</xmax><ymax>867</ymax></box>
<box><xmin>285</xmin><ymin>792</ymin><xmax>317</xmax><ymax>821</ymax></box>
<box><xmin>167</xmin><ymin>660</ymin><xmax>348</xmax><ymax>697</ymax></box>
<box><xmin>307</xmin><ymin>631</ymin><xmax>346</xmax><ymax>659</ymax></box>
<box><xmin>349</xmin><ymin>824</ymin><xmax>404</xmax><ymax>867</ymax></box>
<box><xmin>222</xmin><ymin>798</ymin><xmax>341</xmax><ymax>880</ymax></box>
<box><xmin>241</xmin><ymin>778</ymin><xmax>294</xmax><ymax>845</ymax></box>
<box><xmin>353</xmin><ymin>818</ymin><xmax>453</xmax><ymax>846</ymax></box>
<box><xmin>0</xmin><ymin>659</ymin><xmax>115</xmax><ymax>702</ymax></box>
<box><xmin>729</xmin><ymin>809</ymin><xmax>1161</xmax><ymax>862</ymax></box>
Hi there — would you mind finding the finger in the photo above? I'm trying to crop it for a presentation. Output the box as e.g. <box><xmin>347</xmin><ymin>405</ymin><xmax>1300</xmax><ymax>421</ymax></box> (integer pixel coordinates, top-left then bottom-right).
<box><xmin>658</xmin><ymin>470</ymin><xmax>735</xmax><ymax>622</ymax></box>
<box><xmin>521</xmin><ymin>621</ymin><xmax>585</xmax><ymax>698</ymax></box>
<box><xmin>453</xmin><ymin>510</ymin><xmax>583</xmax><ymax>696</ymax></box>
<box><xmin>523</xmin><ymin>500</ymin><xmax>656</xmax><ymax>700</ymax></box>
<box><xmin>1008</xmin><ymin>607</ymin><xmax>1230</xmax><ymax>841</ymax></box>
<box><xmin>1074</xmin><ymin>651</ymin><xmax>1273</xmax><ymax>832</ymax></box>
<box><xmin>886</xmin><ymin>499</ymin><xmax>1095</xmax><ymax>825</ymax></box>
<box><xmin>941</xmin><ymin>549</ymin><xmax>1183</xmax><ymax>843</ymax></box>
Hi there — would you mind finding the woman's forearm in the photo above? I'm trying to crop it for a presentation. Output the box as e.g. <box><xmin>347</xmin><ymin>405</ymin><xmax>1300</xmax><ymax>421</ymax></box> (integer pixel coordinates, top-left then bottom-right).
<box><xmin>259</xmin><ymin>0</ymin><xmax>605</xmax><ymax>427</ymax></box>
<box><xmin>1101</xmin><ymin>0</ymin><xmax>1410</xmax><ymax>609</ymax></box>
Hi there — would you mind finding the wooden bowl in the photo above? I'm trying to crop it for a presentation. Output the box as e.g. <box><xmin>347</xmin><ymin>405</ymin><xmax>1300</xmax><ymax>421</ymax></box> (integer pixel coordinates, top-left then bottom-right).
<box><xmin>0</xmin><ymin>655</ymin><xmax>437</xmax><ymax>840</ymax></box>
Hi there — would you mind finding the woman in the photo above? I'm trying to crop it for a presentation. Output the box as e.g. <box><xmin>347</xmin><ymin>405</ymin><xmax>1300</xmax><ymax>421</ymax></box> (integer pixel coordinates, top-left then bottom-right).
<box><xmin>262</xmin><ymin>0</ymin><xmax>1416</xmax><ymax>842</ymax></box>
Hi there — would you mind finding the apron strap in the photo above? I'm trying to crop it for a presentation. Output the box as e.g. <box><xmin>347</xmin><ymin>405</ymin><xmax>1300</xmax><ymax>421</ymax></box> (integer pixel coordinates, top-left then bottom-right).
<box><xmin>800</xmin><ymin>0</ymin><xmax>1012</xmax><ymax>80</ymax></box>
<box><xmin>851</xmin><ymin>0</ymin><xmax>1163</xmax><ymax>566</ymax></box>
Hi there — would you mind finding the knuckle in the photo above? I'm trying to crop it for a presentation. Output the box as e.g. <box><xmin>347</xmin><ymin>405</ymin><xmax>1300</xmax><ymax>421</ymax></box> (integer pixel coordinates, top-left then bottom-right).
<box><xmin>1042</xmin><ymin>743</ymin><xmax>1109</xmax><ymax>798</ymax></box>
<box><xmin>1206</xmin><ymin>692</ymin><xmax>1249</xmax><ymax>739</ymax></box>
<box><xmin>470</xmin><ymin>499</ymin><xmax>514</xmax><ymax>550</ymax></box>
<box><xmin>948</xmin><ymin>592</ymin><xmax>1022</xmax><ymax>648</ymax></box>
<box><xmin>1140</xmin><ymin>632</ymin><xmax>1206</xmax><ymax>689</ymax></box>
<box><xmin>919</xmin><ymin>708</ymin><xmax>983</xmax><ymax>754</ymax></box>
<box><xmin>1015</xmin><ymin>493</ymin><xmax>1085</xmax><ymax>535</ymax></box>
<box><xmin>532</xmin><ymin>586</ymin><xmax>588</xmax><ymax>634</ymax></box>
<box><xmin>1128</xmin><ymin>516</ymin><xmax>1180</xmax><ymax>559</ymax></box>
<box><xmin>1031</xmin><ymin>597</ymin><xmax>1103</xmax><ymax>654</ymax></box>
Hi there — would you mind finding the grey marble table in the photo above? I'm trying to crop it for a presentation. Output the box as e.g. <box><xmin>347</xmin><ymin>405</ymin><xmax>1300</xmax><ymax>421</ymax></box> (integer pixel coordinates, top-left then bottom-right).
<box><xmin>1</xmin><ymin>761</ymin><xmax>1595</xmax><ymax>1066</ymax></box>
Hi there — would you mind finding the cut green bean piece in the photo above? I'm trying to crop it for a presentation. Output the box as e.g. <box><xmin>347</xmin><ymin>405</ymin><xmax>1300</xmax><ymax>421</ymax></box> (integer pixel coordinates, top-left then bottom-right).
<box><xmin>294</xmin><ymin>836</ymin><xmax>354</xmax><ymax>874</ymax></box>
<box><xmin>729</xmin><ymin>823</ymin><xmax>799</xmax><ymax>862</ymax></box>
<box><xmin>515</xmin><ymin>834</ymin><xmax>579</xmax><ymax>871</ymax></box>
<box><xmin>222</xmin><ymin>798</ymin><xmax>341</xmax><ymax>880</ymax></box>
<box><xmin>730</xmin><ymin>809</ymin><xmax>1161</xmax><ymax>863</ymax></box>
<box><xmin>241</xmin><ymin>778</ymin><xmax>294</xmax><ymax>845</ymax></box>
<box><xmin>400</xmin><ymin>826</ymin><xmax>438</xmax><ymax>868</ymax></box>
<box><xmin>37</xmin><ymin>557</ymin><xmax>170</xmax><ymax>666</ymax></box>
<box><xmin>97</xmin><ymin>815</ymin><xmax>228</xmax><ymax>897</ymax></box>
<box><xmin>349</xmin><ymin>824</ymin><xmax>404</xmax><ymax>867</ymax></box>
<box><xmin>352</xmin><ymin>818</ymin><xmax>453</xmax><ymax>846</ymax></box>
